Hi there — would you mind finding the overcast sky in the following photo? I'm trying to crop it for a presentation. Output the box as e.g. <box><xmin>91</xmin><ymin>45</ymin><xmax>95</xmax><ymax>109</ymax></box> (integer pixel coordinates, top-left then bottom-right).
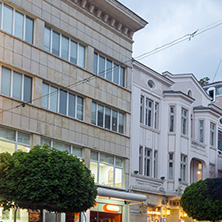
<box><xmin>119</xmin><ymin>0</ymin><xmax>222</xmax><ymax>82</ymax></box>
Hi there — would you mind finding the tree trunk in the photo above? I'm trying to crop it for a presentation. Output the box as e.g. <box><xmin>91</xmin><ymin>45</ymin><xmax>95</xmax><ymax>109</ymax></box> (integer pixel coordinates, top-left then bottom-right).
<box><xmin>39</xmin><ymin>209</ymin><xmax>43</xmax><ymax>222</ymax></box>
<box><xmin>14</xmin><ymin>207</ymin><xmax>17</xmax><ymax>222</ymax></box>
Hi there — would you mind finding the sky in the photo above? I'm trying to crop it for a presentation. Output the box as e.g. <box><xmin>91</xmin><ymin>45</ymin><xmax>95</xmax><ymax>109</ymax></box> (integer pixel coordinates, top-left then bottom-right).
<box><xmin>119</xmin><ymin>0</ymin><xmax>222</xmax><ymax>82</ymax></box>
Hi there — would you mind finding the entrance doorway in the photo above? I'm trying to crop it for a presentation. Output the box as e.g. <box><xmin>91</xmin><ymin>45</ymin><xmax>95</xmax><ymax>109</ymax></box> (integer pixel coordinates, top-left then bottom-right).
<box><xmin>90</xmin><ymin>211</ymin><xmax>121</xmax><ymax>222</ymax></box>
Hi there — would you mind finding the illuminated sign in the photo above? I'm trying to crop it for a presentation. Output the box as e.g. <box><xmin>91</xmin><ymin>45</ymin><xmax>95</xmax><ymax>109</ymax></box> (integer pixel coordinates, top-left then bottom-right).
<box><xmin>103</xmin><ymin>204</ymin><xmax>120</xmax><ymax>213</ymax></box>
<box><xmin>147</xmin><ymin>211</ymin><xmax>161</xmax><ymax>215</ymax></box>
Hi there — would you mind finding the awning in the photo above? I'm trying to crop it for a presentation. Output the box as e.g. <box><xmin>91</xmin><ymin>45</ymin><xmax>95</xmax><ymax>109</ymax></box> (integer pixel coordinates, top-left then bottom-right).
<box><xmin>97</xmin><ymin>187</ymin><xmax>146</xmax><ymax>202</ymax></box>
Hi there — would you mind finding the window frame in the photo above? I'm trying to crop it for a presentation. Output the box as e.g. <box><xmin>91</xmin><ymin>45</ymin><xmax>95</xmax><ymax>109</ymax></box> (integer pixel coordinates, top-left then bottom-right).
<box><xmin>44</xmin><ymin>25</ymin><xmax>86</xmax><ymax>68</ymax></box>
<box><xmin>90</xmin><ymin>151</ymin><xmax>124</xmax><ymax>188</ymax></box>
<box><xmin>210</xmin><ymin>122</ymin><xmax>216</xmax><ymax>147</ymax></box>
<box><xmin>199</xmin><ymin>120</ymin><xmax>204</xmax><ymax>143</ymax></box>
<box><xmin>91</xmin><ymin>101</ymin><xmax>125</xmax><ymax>134</ymax></box>
<box><xmin>209</xmin><ymin>163</ymin><xmax>215</xmax><ymax>179</ymax></box>
<box><xmin>0</xmin><ymin>2</ymin><xmax>34</xmax><ymax>44</ymax></box>
<box><xmin>168</xmin><ymin>153</ymin><xmax>174</xmax><ymax>180</ymax></box>
<box><xmin>93</xmin><ymin>52</ymin><xmax>126</xmax><ymax>87</ymax></box>
<box><xmin>0</xmin><ymin>66</ymin><xmax>32</xmax><ymax>103</ymax></box>
<box><xmin>169</xmin><ymin>106</ymin><xmax>175</xmax><ymax>132</ymax></box>
<box><xmin>180</xmin><ymin>154</ymin><xmax>187</xmax><ymax>182</ymax></box>
<box><xmin>144</xmin><ymin>148</ymin><xmax>151</xmax><ymax>177</ymax></box>
<box><xmin>181</xmin><ymin>108</ymin><xmax>188</xmax><ymax>135</ymax></box>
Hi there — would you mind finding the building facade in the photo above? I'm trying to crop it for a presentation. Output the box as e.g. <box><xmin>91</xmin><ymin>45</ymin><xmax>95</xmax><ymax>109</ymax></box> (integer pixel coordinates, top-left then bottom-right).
<box><xmin>0</xmin><ymin>0</ymin><xmax>147</xmax><ymax>221</ymax></box>
<box><xmin>130</xmin><ymin>60</ymin><xmax>222</xmax><ymax>222</ymax></box>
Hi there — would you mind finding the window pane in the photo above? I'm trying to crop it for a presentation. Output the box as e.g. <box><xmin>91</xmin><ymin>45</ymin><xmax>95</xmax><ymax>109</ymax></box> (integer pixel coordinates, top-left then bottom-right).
<box><xmin>105</xmin><ymin>107</ymin><xmax>111</xmax><ymax>129</ymax></box>
<box><xmin>68</xmin><ymin>93</ymin><xmax>76</xmax><ymax>118</ymax></box>
<box><xmin>115</xmin><ymin>168</ymin><xmax>122</xmax><ymax>188</ymax></box>
<box><xmin>93</xmin><ymin>53</ymin><xmax>98</xmax><ymax>74</ymax></box>
<box><xmin>99</xmin><ymin>164</ymin><xmax>114</xmax><ymax>187</ymax></box>
<box><xmin>25</xmin><ymin>16</ymin><xmax>34</xmax><ymax>44</ymax></box>
<box><xmin>17</xmin><ymin>144</ymin><xmax>30</xmax><ymax>152</ymax></box>
<box><xmin>0</xmin><ymin>140</ymin><xmax>15</xmax><ymax>154</ymax></box>
<box><xmin>61</xmin><ymin>35</ymin><xmax>69</xmax><ymax>60</ymax></box>
<box><xmin>1</xmin><ymin>67</ymin><xmax>11</xmax><ymax>96</ymax></box>
<box><xmin>41</xmin><ymin>137</ymin><xmax>51</xmax><ymax>146</ymax></box>
<box><xmin>18</xmin><ymin>132</ymin><xmax>30</xmax><ymax>145</ymax></box>
<box><xmin>90</xmin><ymin>161</ymin><xmax>98</xmax><ymax>183</ymax></box>
<box><xmin>78</xmin><ymin>44</ymin><xmax>85</xmax><ymax>68</ymax></box>
<box><xmin>77</xmin><ymin>96</ymin><xmax>83</xmax><ymax>120</ymax></box>
<box><xmin>0</xmin><ymin>126</ymin><xmax>15</xmax><ymax>141</ymax></box>
<box><xmin>13</xmin><ymin>72</ymin><xmax>22</xmax><ymax>100</ymax></box>
<box><xmin>59</xmin><ymin>90</ymin><xmax>67</xmax><ymax>115</ymax></box>
<box><xmin>23</xmin><ymin>75</ymin><xmax>32</xmax><ymax>102</ymax></box>
<box><xmin>3</xmin><ymin>4</ymin><xmax>13</xmax><ymax>34</ymax></box>
<box><xmin>99</xmin><ymin>56</ymin><xmax>105</xmax><ymax>78</ymax></box>
<box><xmin>106</xmin><ymin>59</ymin><xmax>112</xmax><ymax>81</ymax></box>
<box><xmin>70</xmin><ymin>40</ymin><xmax>77</xmax><ymax>64</ymax></box>
<box><xmin>91</xmin><ymin>102</ymin><xmax>96</xmax><ymax>125</ymax></box>
<box><xmin>120</xmin><ymin>67</ymin><xmax>125</xmax><ymax>87</ymax></box>
<box><xmin>15</xmin><ymin>11</ymin><xmax>24</xmax><ymax>39</ymax></box>
<box><xmin>44</xmin><ymin>26</ymin><xmax>51</xmax><ymax>52</ymax></box>
<box><xmin>90</xmin><ymin>151</ymin><xmax>98</xmax><ymax>161</ymax></box>
<box><xmin>50</xmin><ymin>86</ymin><xmax>58</xmax><ymax>112</ymax></box>
<box><xmin>42</xmin><ymin>83</ymin><xmax>49</xmax><ymax>109</ymax></box>
<box><xmin>72</xmin><ymin>146</ymin><xmax>82</xmax><ymax>157</ymax></box>
<box><xmin>112</xmin><ymin>110</ymin><xmax>117</xmax><ymax>132</ymax></box>
<box><xmin>113</xmin><ymin>63</ymin><xmax>119</xmax><ymax>84</ymax></box>
<box><xmin>115</xmin><ymin>157</ymin><xmax>123</xmax><ymax>167</ymax></box>
<box><xmin>100</xmin><ymin>153</ymin><xmax>114</xmax><ymax>165</ymax></box>
<box><xmin>52</xmin><ymin>31</ymin><xmax>60</xmax><ymax>56</ymax></box>
<box><xmin>118</xmin><ymin>112</ymin><xmax>124</xmax><ymax>134</ymax></box>
<box><xmin>97</xmin><ymin>105</ymin><xmax>104</xmax><ymax>127</ymax></box>
<box><xmin>53</xmin><ymin>141</ymin><xmax>71</xmax><ymax>153</ymax></box>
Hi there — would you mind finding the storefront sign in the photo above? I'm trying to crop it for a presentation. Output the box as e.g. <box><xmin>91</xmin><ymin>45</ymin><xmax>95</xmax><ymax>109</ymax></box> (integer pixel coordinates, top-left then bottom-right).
<box><xmin>103</xmin><ymin>204</ymin><xmax>120</xmax><ymax>213</ymax></box>
<box><xmin>130</xmin><ymin>208</ymin><xmax>140</xmax><ymax>214</ymax></box>
<box><xmin>29</xmin><ymin>210</ymin><xmax>40</xmax><ymax>222</ymax></box>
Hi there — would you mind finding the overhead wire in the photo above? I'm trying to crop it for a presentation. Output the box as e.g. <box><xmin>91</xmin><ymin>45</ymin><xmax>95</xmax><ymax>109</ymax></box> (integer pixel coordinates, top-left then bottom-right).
<box><xmin>0</xmin><ymin>18</ymin><xmax>222</xmax><ymax>114</ymax></box>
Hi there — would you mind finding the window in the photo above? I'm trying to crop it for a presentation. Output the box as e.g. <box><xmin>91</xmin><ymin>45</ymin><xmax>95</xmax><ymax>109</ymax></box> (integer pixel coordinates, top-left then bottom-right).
<box><xmin>91</xmin><ymin>102</ymin><xmax>124</xmax><ymax>134</ymax></box>
<box><xmin>41</xmin><ymin>137</ymin><xmax>82</xmax><ymax>157</ymax></box>
<box><xmin>44</xmin><ymin>26</ymin><xmax>85</xmax><ymax>68</ymax></box>
<box><xmin>90</xmin><ymin>151</ymin><xmax>123</xmax><ymax>188</ymax></box>
<box><xmin>154</xmin><ymin>151</ymin><xmax>157</xmax><ymax>178</ymax></box>
<box><xmin>42</xmin><ymin>82</ymin><xmax>83</xmax><ymax>120</ymax></box>
<box><xmin>154</xmin><ymin>103</ymin><xmax>159</xmax><ymax>129</ymax></box>
<box><xmin>145</xmin><ymin>99</ymin><xmax>152</xmax><ymax>127</ymax></box>
<box><xmin>180</xmin><ymin>155</ymin><xmax>187</xmax><ymax>181</ymax></box>
<box><xmin>209</xmin><ymin>163</ymin><xmax>215</xmax><ymax>178</ymax></box>
<box><xmin>144</xmin><ymin>148</ymin><xmax>151</xmax><ymax>176</ymax></box>
<box><xmin>197</xmin><ymin>163</ymin><xmax>203</xmax><ymax>181</ymax></box>
<box><xmin>169</xmin><ymin>106</ymin><xmax>175</xmax><ymax>132</ymax></box>
<box><xmin>0</xmin><ymin>2</ymin><xmax>34</xmax><ymax>43</ymax></box>
<box><xmin>199</xmin><ymin>120</ymin><xmax>204</xmax><ymax>143</ymax></box>
<box><xmin>210</xmin><ymin>122</ymin><xmax>215</xmax><ymax>146</ymax></box>
<box><xmin>93</xmin><ymin>52</ymin><xmax>126</xmax><ymax>87</ymax></box>
<box><xmin>181</xmin><ymin>108</ymin><xmax>187</xmax><ymax>135</ymax></box>
<box><xmin>168</xmin><ymin>153</ymin><xmax>174</xmax><ymax>180</ymax></box>
<box><xmin>0</xmin><ymin>126</ymin><xmax>30</xmax><ymax>154</ymax></box>
<box><xmin>218</xmin><ymin>130</ymin><xmax>222</xmax><ymax>151</ymax></box>
<box><xmin>140</xmin><ymin>96</ymin><xmax>144</xmax><ymax>123</ymax></box>
<box><xmin>139</xmin><ymin>146</ymin><xmax>143</xmax><ymax>174</ymax></box>
<box><xmin>1</xmin><ymin>66</ymin><xmax>32</xmax><ymax>102</ymax></box>
<box><xmin>207</xmin><ymin>87</ymin><xmax>215</xmax><ymax>101</ymax></box>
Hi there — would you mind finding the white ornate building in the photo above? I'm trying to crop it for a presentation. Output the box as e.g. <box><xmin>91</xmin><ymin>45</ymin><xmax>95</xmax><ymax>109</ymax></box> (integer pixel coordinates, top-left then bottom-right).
<box><xmin>130</xmin><ymin>60</ymin><xmax>222</xmax><ymax>222</ymax></box>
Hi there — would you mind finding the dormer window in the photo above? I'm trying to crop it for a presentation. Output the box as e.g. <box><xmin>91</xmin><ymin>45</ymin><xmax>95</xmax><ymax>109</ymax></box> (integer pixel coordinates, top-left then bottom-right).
<box><xmin>188</xmin><ymin>90</ymin><xmax>192</xmax><ymax>97</ymax></box>
<box><xmin>207</xmin><ymin>87</ymin><xmax>215</xmax><ymax>101</ymax></box>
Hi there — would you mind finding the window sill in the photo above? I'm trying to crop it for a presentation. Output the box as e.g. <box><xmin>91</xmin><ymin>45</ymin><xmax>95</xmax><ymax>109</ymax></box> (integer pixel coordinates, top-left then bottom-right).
<box><xmin>181</xmin><ymin>134</ymin><xmax>189</xmax><ymax>140</ymax></box>
<box><xmin>140</xmin><ymin>124</ymin><xmax>160</xmax><ymax>134</ymax></box>
<box><xmin>210</xmin><ymin>146</ymin><xmax>216</xmax><ymax>151</ymax></box>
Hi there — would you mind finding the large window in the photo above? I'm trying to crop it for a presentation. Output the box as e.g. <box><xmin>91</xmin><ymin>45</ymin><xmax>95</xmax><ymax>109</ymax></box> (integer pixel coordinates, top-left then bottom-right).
<box><xmin>181</xmin><ymin>108</ymin><xmax>188</xmax><ymax>135</ymax></box>
<box><xmin>91</xmin><ymin>101</ymin><xmax>124</xmax><ymax>134</ymax></box>
<box><xmin>210</xmin><ymin>122</ymin><xmax>215</xmax><ymax>146</ymax></box>
<box><xmin>0</xmin><ymin>126</ymin><xmax>30</xmax><ymax>154</ymax></box>
<box><xmin>41</xmin><ymin>137</ymin><xmax>82</xmax><ymax>158</ymax></box>
<box><xmin>0</xmin><ymin>66</ymin><xmax>32</xmax><ymax>102</ymax></box>
<box><xmin>44</xmin><ymin>26</ymin><xmax>85</xmax><ymax>68</ymax></box>
<box><xmin>42</xmin><ymin>82</ymin><xmax>83</xmax><ymax>120</ymax></box>
<box><xmin>180</xmin><ymin>155</ymin><xmax>187</xmax><ymax>181</ymax></box>
<box><xmin>144</xmin><ymin>148</ymin><xmax>151</xmax><ymax>176</ymax></box>
<box><xmin>90</xmin><ymin>151</ymin><xmax>124</xmax><ymax>188</ymax></box>
<box><xmin>93</xmin><ymin>52</ymin><xmax>125</xmax><ymax>87</ymax></box>
<box><xmin>154</xmin><ymin>151</ymin><xmax>157</xmax><ymax>178</ymax></box>
<box><xmin>168</xmin><ymin>153</ymin><xmax>174</xmax><ymax>180</ymax></box>
<box><xmin>218</xmin><ymin>130</ymin><xmax>222</xmax><ymax>151</ymax></box>
<box><xmin>139</xmin><ymin>146</ymin><xmax>143</xmax><ymax>174</ymax></box>
<box><xmin>169</xmin><ymin>106</ymin><xmax>175</xmax><ymax>132</ymax></box>
<box><xmin>145</xmin><ymin>99</ymin><xmax>152</xmax><ymax>127</ymax></box>
<box><xmin>0</xmin><ymin>2</ymin><xmax>34</xmax><ymax>43</ymax></box>
<box><xmin>199</xmin><ymin>120</ymin><xmax>204</xmax><ymax>143</ymax></box>
<box><xmin>140</xmin><ymin>96</ymin><xmax>144</xmax><ymax>124</ymax></box>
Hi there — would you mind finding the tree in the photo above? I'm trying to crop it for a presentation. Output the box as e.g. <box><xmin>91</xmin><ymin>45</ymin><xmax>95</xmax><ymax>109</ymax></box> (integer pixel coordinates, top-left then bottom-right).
<box><xmin>181</xmin><ymin>178</ymin><xmax>222</xmax><ymax>222</ymax></box>
<box><xmin>198</xmin><ymin>77</ymin><xmax>210</xmax><ymax>86</ymax></box>
<box><xmin>0</xmin><ymin>145</ymin><xmax>97</xmax><ymax>222</ymax></box>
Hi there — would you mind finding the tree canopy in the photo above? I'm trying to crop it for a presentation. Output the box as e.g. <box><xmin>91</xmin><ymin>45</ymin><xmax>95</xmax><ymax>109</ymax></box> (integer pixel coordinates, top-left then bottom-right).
<box><xmin>198</xmin><ymin>77</ymin><xmax>210</xmax><ymax>86</ymax></box>
<box><xmin>0</xmin><ymin>145</ymin><xmax>97</xmax><ymax>214</ymax></box>
<box><xmin>181</xmin><ymin>178</ymin><xmax>222</xmax><ymax>222</ymax></box>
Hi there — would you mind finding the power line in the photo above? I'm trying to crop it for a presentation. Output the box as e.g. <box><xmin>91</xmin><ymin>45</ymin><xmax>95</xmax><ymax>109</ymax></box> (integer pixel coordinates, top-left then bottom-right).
<box><xmin>212</xmin><ymin>59</ymin><xmax>222</xmax><ymax>82</ymax></box>
<box><xmin>1</xmin><ymin>18</ymin><xmax>222</xmax><ymax>114</ymax></box>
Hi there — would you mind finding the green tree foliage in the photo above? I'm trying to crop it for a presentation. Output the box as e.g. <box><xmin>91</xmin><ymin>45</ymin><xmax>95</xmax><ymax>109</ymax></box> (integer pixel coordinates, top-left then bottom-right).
<box><xmin>181</xmin><ymin>178</ymin><xmax>222</xmax><ymax>222</ymax></box>
<box><xmin>198</xmin><ymin>77</ymin><xmax>210</xmax><ymax>86</ymax></box>
<box><xmin>0</xmin><ymin>145</ymin><xmax>97</xmax><ymax>214</ymax></box>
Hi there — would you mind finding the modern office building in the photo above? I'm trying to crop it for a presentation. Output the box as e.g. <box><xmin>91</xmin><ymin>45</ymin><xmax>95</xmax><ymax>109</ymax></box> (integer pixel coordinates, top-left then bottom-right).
<box><xmin>130</xmin><ymin>60</ymin><xmax>222</xmax><ymax>222</ymax></box>
<box><xmin>0</xmin><ymin>0</ymin><xmax>147</xmax><ymax>221</ymax></box>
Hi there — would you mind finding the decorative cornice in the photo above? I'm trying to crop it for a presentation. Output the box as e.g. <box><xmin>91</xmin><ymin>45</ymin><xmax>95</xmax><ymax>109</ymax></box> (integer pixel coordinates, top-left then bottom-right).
<box><xmin>68</xmin><ymin>0</ymin><xmax>147</xmax><ymax>39</ymax></box>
